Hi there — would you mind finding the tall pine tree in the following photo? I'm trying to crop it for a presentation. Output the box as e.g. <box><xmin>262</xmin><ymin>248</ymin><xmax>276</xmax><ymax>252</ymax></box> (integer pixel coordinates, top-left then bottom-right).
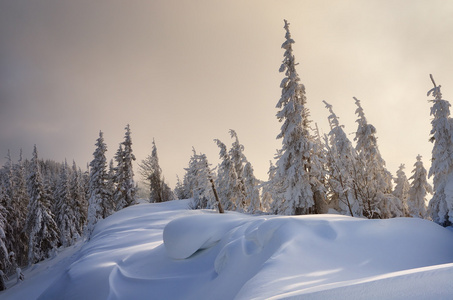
<box><xmin>272</xmin><ymin>20</ymin><xmax>314</xmax><ymax>215</ymax></box>
<box><xmin>87</xmin><ymin>132</ymin><xmax>111</xmax><ymax>237</ymax></box>
<box><xmin>427</xmin><ymin>75</ymin><xmax>453</xmax><ymax>226</ymax></box>
<box><xmin>113</xmin><ymin>124</ymin><xmax>136</xmax><ymax>210</ymax></box>
<box><xmin>408</xmin><ymin>155</ymin><xmax>432</xmax><ymax>218</ymax></box>
<box><xmin>24</xmin><ymin>145</ymin><xmax>59</xmax><ymax>264</ymax></box>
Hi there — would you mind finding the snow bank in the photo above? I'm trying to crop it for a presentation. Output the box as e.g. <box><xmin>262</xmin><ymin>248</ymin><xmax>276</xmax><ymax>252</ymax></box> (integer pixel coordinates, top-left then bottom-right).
<box><xmin>2</xmin><ymin>200</ymin><xmax>453</xmax><ymax>300</ymax></box>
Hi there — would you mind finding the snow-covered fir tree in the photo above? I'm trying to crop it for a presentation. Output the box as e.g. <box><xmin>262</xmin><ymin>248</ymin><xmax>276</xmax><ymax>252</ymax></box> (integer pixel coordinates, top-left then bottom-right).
<box><xmin>272</xmin><ymin>19</ymin><xmax>315</xmax><ymax>215</ymax></box>
<box><xmin>70</xmin><ymin>161</ymin><xmax>87</xmax><ymax>236</ymax></box>
<box><xmin>392</xmin><ymin>164</ymin><xmax>410</xmax><ymax>217</ymax></box>
<box><xmin>427</xmin><ymin>76</ymin><xmax>453</xmax><ymax>226</ymax></box>
<box><xmin>24</xmin><ymin>145</ymin><xmax>59</xmax><ymax>264</ymax></box>
<box><xmin>174</xmin><ymin>175</ymin><xmax>186</xmax><ymax>200</ymax></box>
<box><xmin>87</xmin><ymin>132</ymin><xmax>112</xmax><ymax>236</ymax></box>
<box><xmin>408</xmin><ymin>155</ymin><xmax>432</xmax><ymax>218</ymax></box>
<box><xmin>262</xmin><ymin>161</ymin><xmax>277</xmax><ymax>213</ymax></box>
<box><xmin>0</xmin><ymin>186</ymin><xmax>10</xmax><ymax>273</ymax></box>
<box><xmin>183</xmin><ymin>150</ymin><xmax>219</xmax><ymax>211</ymax></box>
<box><xmin>139</xmin><ymin>139</ymin><xmax>173</xmax><ymax>203</ymax></box>
<box><xmin>323</xmin><ymin>100</ymin><xmax>360</xmax><ymax>217</ymax></box>
<box><xmin>113</xmin><ymin>125</ymin><xmax>136</xmax><ymax>210</ymax></box>
<box><xmin>214</xmin><ymin>139</ymin><xmax>241</xmax><ymax>211</ymax></box>
<box><xmin>55</xmin><ymin>160</ymin><xmax>78</xmax><ymax>247</ymax></box>
<box><xmin>353</xmin><ymin>97</ymin><xmax>395</xmax><ymax>218</ymax></box>
<box><xmin>1</xmin><ymin>151</ymin><xmax>17</xmax><ymax>264</ymax></box>
<box><xmin>244</xmin><ymin>162</ymin><xmax>261</xmax><ymax>213</ymax></box>
<box><xmin>11</xmin><ymin>150</ymin><xmax>29</xmax><ymax>267</ymax></box>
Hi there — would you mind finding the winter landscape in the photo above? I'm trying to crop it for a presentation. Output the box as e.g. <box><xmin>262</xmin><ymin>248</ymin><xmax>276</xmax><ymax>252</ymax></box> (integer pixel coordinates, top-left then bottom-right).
<box><xmin>2</xmin><ymin>1</ymin><xmax>453</xmax><ymax>299</ymax></box>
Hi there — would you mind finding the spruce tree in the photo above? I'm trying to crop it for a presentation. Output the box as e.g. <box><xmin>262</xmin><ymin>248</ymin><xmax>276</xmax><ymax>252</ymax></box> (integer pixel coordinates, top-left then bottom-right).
<box><xmin>323</xmin><ymin>101</ymin><xmax>359</xmax><ymax>216</ymax></box>
<box><xmin>70</xmin><ymin>161</ymin><xmax>87</xmax><ymax>236</ymax></box>
<box><xmin>272</xmin><ymin>20</ymin><xmax>314</xmax><ymax>215</ymax></box>
<box><xmin>24</xmin><ymin>145</ymin><xmax>59</xmax><ymax>264</ymax></box>
<box><xmin>0</xmin><ymin>186</ymin><xmax>10</xmax><ymax>273</ymax></box>
<box><xmin>215</xmin><ymin>139</ymin><xmax>242</xmax><ymax>211</ymax></box>
<box><xmin>392</xmin><ymin>164</ymin><xmax>410</xmax><ymax>217</ymax></box>
<box><xmin>408</xmin><ymin>155</ymin><xmax>432</xmax><ymax>218</ymax></box>
<box><xmin>117</xmin><ymin>124</ymin><xmax>136</xmax><ymax>208</ymax></box>
<box><xmin>427</xmin><ymin>75</ymin><xmax>453</xmax><ymax>226</ymax></box>
<box><xmin>55</xmin><ymin>161</ymin><xmax>78</xmax><ymax>247</ymax></box>
<box><xmin>353</xmin><ymin>97</ymin><xmax>394</xmax><ymax>218</ymax></box>
<box><xmin>12</xmin><ymin>150</ymin><xmax>29</xmax><ymax>266</ymax></box>
<box><xmin>139</xmin><ymin>139</ymin><xmax>173</xmax><ymax>203</ymax></box>
<box><xmin>1</xmin><ymin>151</ymin><xmax>16</xmax><ymax>264</ymax></box>
<box><xmin>244</xmin><ymin>162</ymin><xmax>261</xmax><ymax>213</ymax></box>
<box><xmin>87</xmin><ymin>132</ymin><xmax>111</xmax><ymax>236</ymax></box>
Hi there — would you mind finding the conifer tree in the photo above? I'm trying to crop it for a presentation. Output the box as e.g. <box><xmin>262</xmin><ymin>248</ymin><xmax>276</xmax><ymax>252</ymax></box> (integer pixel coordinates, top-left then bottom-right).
<box><xmin>12</xmin><ymin>150</ymin><xmax>29</xmax><ymax>266</ymax></box>
<box><xmin>392</xmin><ymin>164</ymin><xmax>410</xmax><ymax>217</ymax></box>
<box><xmin>140</xmin><ymin>139</ymin><xmax>173</xmax><ymax>203</ymax></box>
<box><xmin>272</xmin><ymin>20</ymin><xmax>315</xmax><ymax>215</ymax></box>
<box><xmin>24</xmin><ymin>145</ymin><xmax>59</xmax><ymax>264</ymax></box>
<box><xmin>113</xmin><ymin>125</ymin><xmax>136</xmax><ymax>210</ymax></box>
<box><xmin>408</xmin><ymin>155</ymin><xmax>432</xmax><ymax>218</ymax></box>
<box><xmin>1</xmin><ymin>151</ymin><xmax>16</xmax><ymax>263</ymax></box>
<box><xmin>70</xmin><ymin>161</ymin><xmax>87</xmax><ymax>236</ymax></box>
<box><xmin>55</xmin><ymin>161</ymin><xmax>78</xmax><ymax>247</ymax></box>
<box><xmin>87</xmin><ymin>132</ymin><xmax>111</xmax><ymax>236</ymax></box>
<box><xmin>0</xmin><ymin>186</ymin><xmax>10</xmax><ymax>273</ymax></box>
<box><xmin>427</xmin><ymin>75</ymin><xmax>453</xmax><ymax>226</ymax></box>
<box><xmin>244</xmin><ymin>162</ymin><xmax>261</xmax><ymax>213</ymax></box>
<box><xmin>228</xmin><ymin>130</ymin><xmax>251</xmax><ymax>211</ymax></box>
<box><xmin>262</xmin><ymin>161</ymin><xmax>277</xmax><ymax>213</ymax></box>
<box><xmin>215</xmin><ymin>139</ymin><xmax>242</xmax><ymax>211</ymax></box>
<box><xmin>192</xmin><ymin>153</ymin><xmax>221</xmax><ymax>211</ymax></box>
<box><xmin>323</xmin><ymin>101</ymin><xmax>359</xmax><ymax>216</ymax></box>
<box><xmin>353</xmin><ymin>97</ymin><xmax>394</xmax><ymax>218</ymax></box>
<box><xmin>174</xmin><ymin>175</ymin><xmax>186</xmax><ymax>200</ymax></box>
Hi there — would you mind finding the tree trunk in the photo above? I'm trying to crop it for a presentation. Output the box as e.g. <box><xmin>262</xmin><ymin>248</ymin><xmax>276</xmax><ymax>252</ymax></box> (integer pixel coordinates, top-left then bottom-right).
<box><xmin>210</xmin><ymin>178</ymin><xmax>224</xmax><ymax>213</ymax></box>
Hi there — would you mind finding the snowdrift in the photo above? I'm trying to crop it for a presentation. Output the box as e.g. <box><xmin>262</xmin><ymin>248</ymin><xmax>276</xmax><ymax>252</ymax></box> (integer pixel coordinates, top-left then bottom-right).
<box><xmin>2</xmin><ymin>200</ymin><xmax>453</xmax><ymax>300</ymax></box>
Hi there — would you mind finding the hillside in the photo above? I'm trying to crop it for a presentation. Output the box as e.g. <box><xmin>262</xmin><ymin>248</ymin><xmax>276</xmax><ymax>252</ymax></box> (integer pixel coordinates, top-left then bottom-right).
<box><xmin>2</xmin><ymin>200</ymin><xmax>453</xmax><ymax>300</ymax></box>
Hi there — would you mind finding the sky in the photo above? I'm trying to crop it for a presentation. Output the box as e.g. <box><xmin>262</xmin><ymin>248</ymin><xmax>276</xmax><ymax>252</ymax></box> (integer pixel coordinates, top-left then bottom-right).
<box><xmin>2</xmin><ymin>0</ymin><xmax>453</xmax><ymax>187</ymax></box>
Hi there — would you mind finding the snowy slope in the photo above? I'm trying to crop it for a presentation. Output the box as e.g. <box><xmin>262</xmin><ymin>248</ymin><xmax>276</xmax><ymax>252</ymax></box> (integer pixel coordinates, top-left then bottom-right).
<box><xmin>1</xmin><ymin>200</ymin><xmax>453</xmax><ymax>300</ymax></box>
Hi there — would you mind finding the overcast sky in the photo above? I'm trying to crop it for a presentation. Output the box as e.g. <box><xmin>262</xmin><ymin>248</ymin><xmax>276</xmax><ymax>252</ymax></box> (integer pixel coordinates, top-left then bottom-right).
<box><xmin>1</xmin><ymin>0</ymin><xmax>453</xmax><ymax>187</ymax></box>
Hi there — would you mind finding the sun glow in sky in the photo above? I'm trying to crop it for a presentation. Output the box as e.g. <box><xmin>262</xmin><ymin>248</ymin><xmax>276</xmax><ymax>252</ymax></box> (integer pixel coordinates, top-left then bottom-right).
<box><xmin>2</xmin><ymin>0</ymin><xmax>453</xmax><ymax>186</ymax></box>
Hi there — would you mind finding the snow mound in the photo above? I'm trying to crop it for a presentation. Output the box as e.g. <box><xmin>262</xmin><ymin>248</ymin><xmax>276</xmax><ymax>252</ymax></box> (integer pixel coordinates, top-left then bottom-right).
<box><xmin>2</xmin><ymin>200</ymin><xmax>453</xmax><ymax>300</ymax></box>
<box><xmin>163</xmin><ymin>213</ymin><xmax>248</xmax><ymax>259</ymax></box>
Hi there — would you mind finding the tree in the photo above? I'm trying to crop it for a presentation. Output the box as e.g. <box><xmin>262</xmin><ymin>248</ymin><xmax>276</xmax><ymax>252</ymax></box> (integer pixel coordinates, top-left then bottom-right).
<box><xmin>55</xmin><ymin>161</ymin><xmax>78</xmax><ymax>247</ymax></box>
<box><xmin>272</xmin><ymin>19</ymin><xmax>315</xmax><ymax>215</ymax></box>
<box><xmin>214</xmin><ymin>139</ymin><xmax>242</xmax><ymax>211</ymax></box>
<box><xmin>174</xmin><ymin>175</ymin><xmax>186</xmax><ymax>200</ymax></box>
<box><xmin>1</xmin><ymin>151</ymin><xmax>17</xmax><ymax>265</ymax></box>
<box><xmin>408</xmin><ymin>155</ymin><xmax>432</xmax><ymax>218</ymax></box>
<box><xmin>244</xmin><ymin>162</ymin><xmax>261</xmax><ymax>213</ymax></box>
<box><xmin>24</xmin><ymin>145</ymin><xmax>59</xmax><ymax>264</ymax></box>
<box><xmin>70</xmin><ymin>161</ymin><xmax>87</xmax><ymax>236</ymax></box>
<box><xmin>392</xmin><ymin>164</ymin><xmax>410</xmax><ymax>217</ymax></box>
<box><xmin>87</xmin><ymin>132</ymin><xmax>112</xmax><ymax>236</ymax></box>
<box><xmin>11</xmin><ymin>150</ymin><xmax>29</xmax><ymax>266</ymax></box>
<box><xmin>427</xmin><ymin>75</ymin><xmax>453</xmax><ymax>226</ymax></box>
<box><xmin>183</xmin><ymin>149</ymin><xmax>222</xmax><ymax>212</ymax></box>
<box><xmin>353</xmin><ymin>97</ymin><xmax>394</xmax><ymax>218</ymax></box>
<box><xmin>262</xmin><ymin>161</ymin><xmax>277</xmax><ymax>213</ymax></box>
<box><xmin>0</xmin><ymin>186</ymin><xmax>10</xmax><ymax>274</ymax></box>
<box><xmin>139</xmin><ymin>139</ymin><xmax>173</xmax><ymax>203</ymax></box>
<box><xmin>113</xmin><ymin>124</ymin><xmax>137</xmax><ymax>210</ymax></box>
<box><xmin>323</xmin><ymin>101</ymin><xmax>360</xmax><ymax>216</ymax></box>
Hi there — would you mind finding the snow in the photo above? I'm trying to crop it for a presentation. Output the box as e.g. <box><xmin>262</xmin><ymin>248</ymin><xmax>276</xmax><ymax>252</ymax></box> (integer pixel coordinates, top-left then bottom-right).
<box><xmin>2</xmin><ymin>200</ymin><xmax>453</xmax><ymax>299</ymax></box>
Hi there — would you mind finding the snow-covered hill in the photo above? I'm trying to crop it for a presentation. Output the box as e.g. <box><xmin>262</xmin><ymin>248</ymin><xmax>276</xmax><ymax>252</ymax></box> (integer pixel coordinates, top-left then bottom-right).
<box><xmin>2</xmin><ymin>200</ymin><xmax>453</xmax><ymax>300</ymax></box>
